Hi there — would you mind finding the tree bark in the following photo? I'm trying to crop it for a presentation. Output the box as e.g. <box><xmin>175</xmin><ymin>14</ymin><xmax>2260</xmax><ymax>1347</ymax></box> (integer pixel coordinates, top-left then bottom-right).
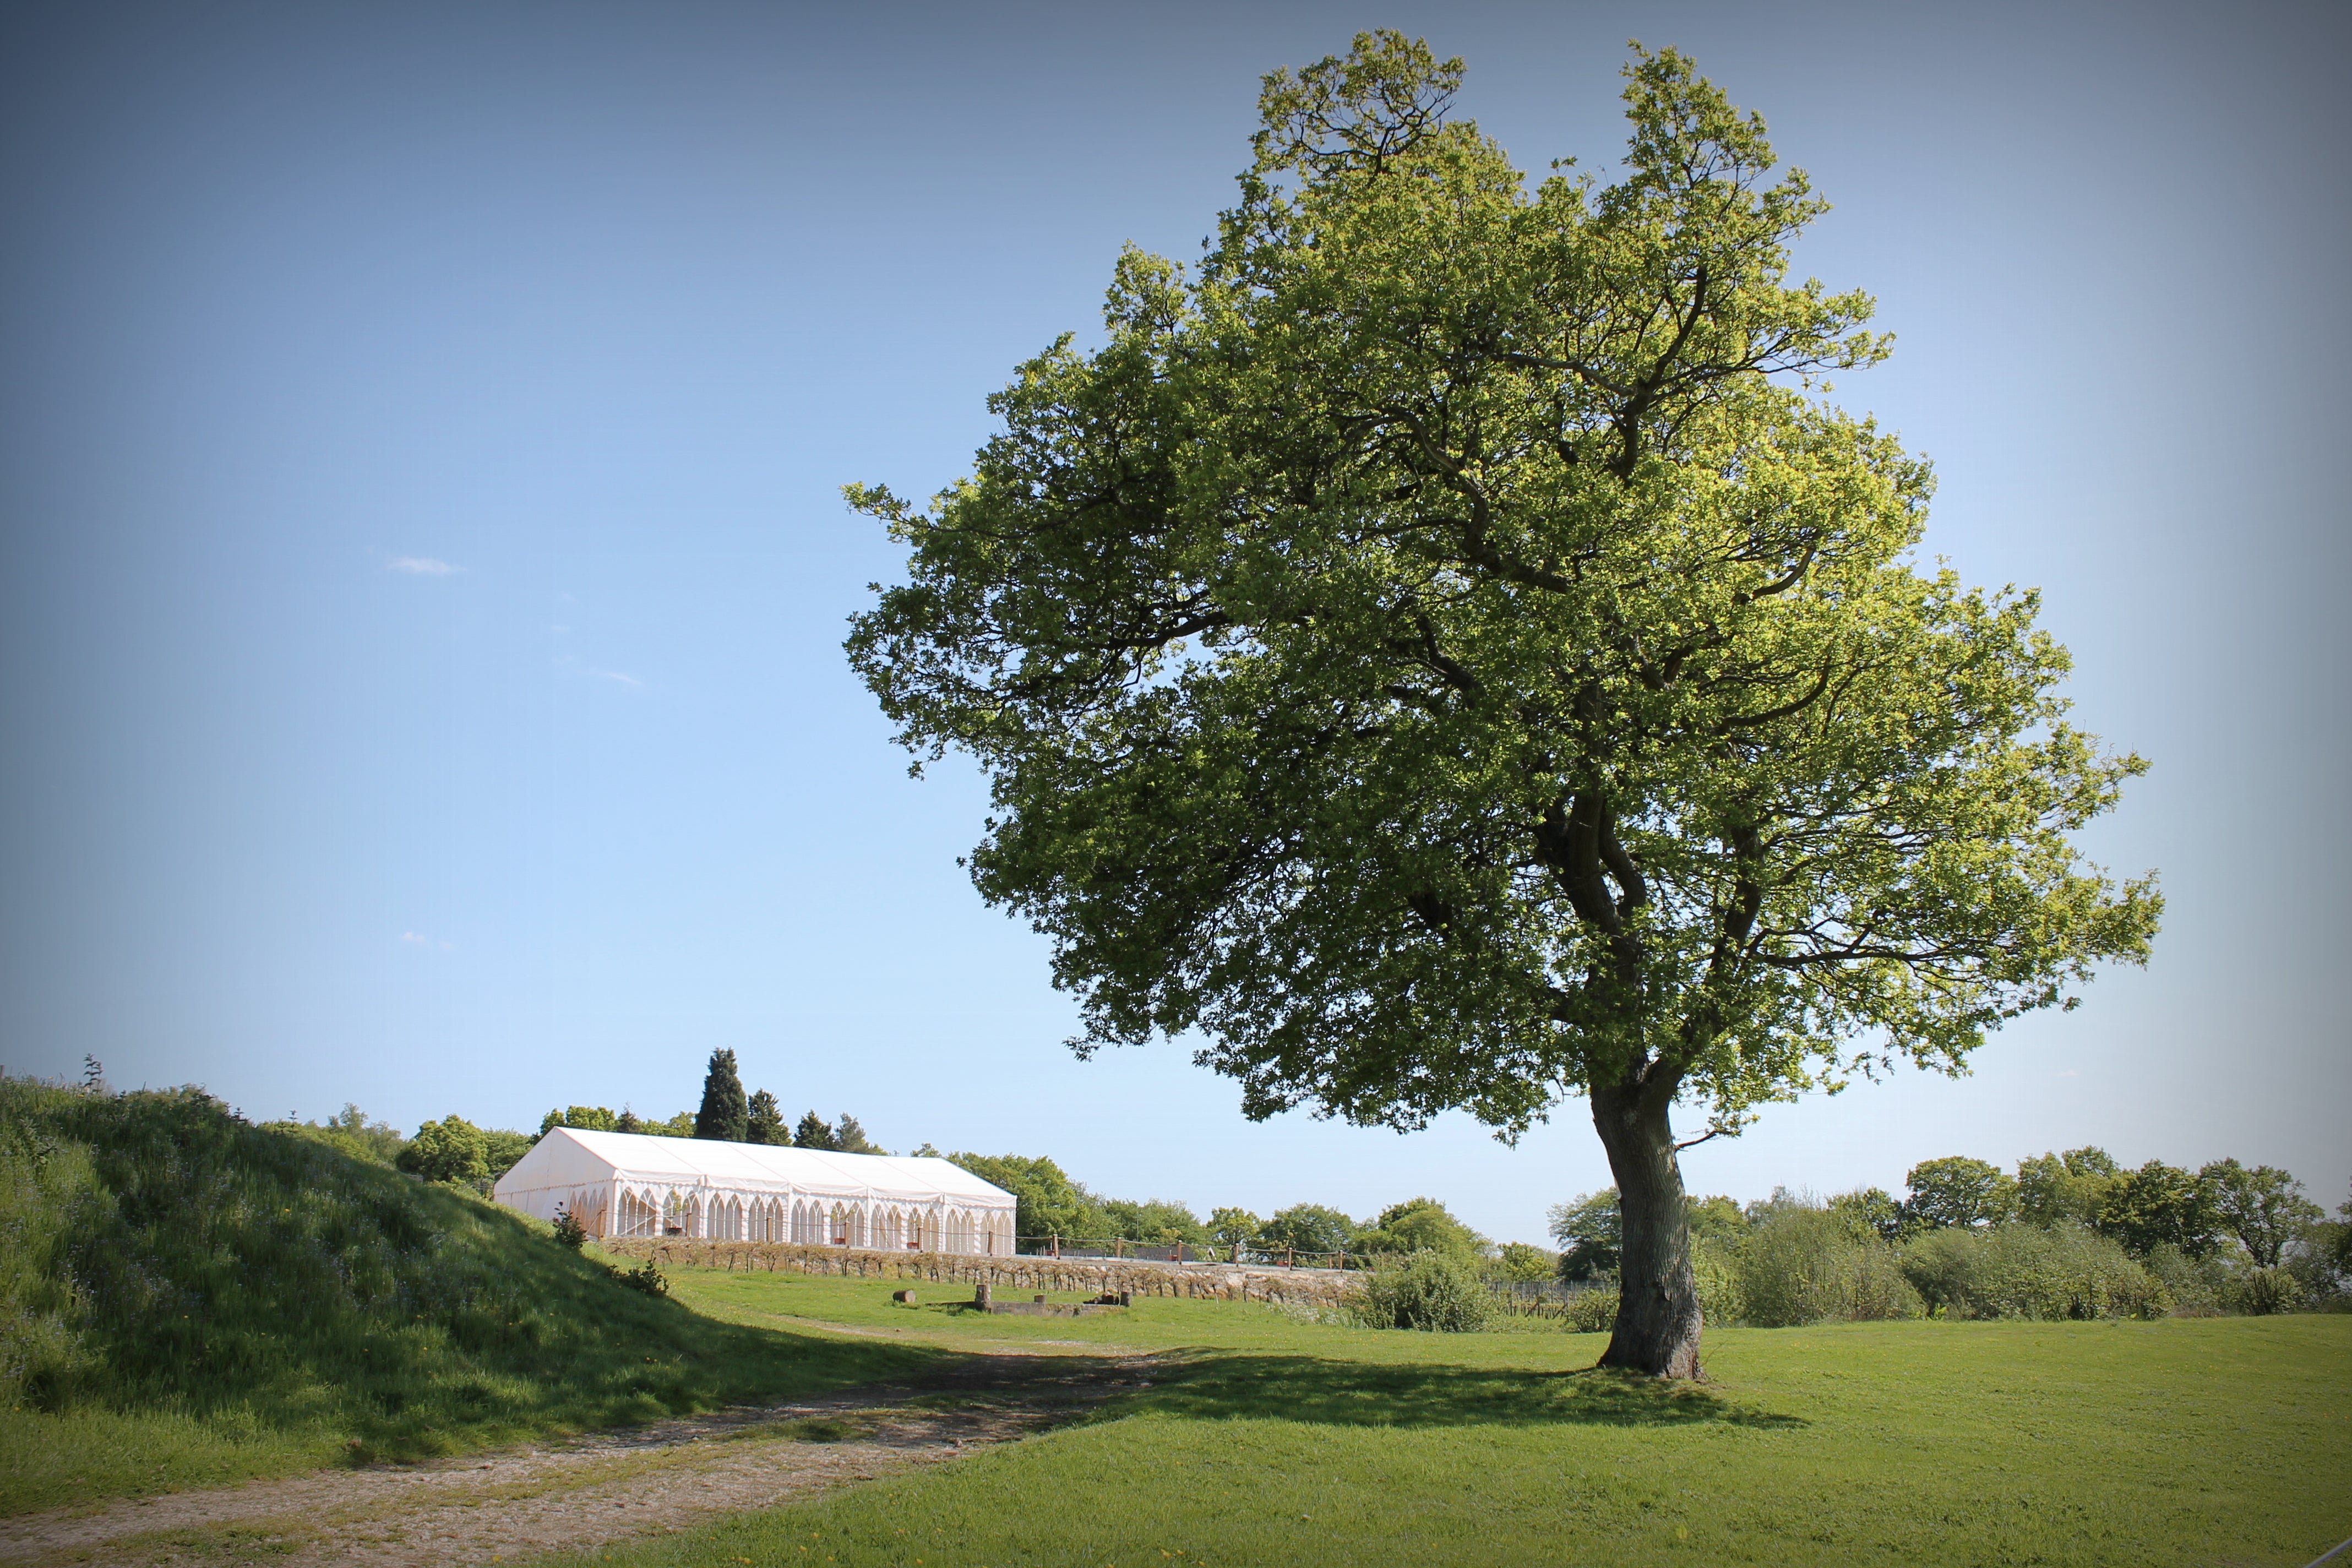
<box><xmin>1591</xmin><ymin>1080</ymin><xmax>1703</xmax><ymax>1378</ymax></box>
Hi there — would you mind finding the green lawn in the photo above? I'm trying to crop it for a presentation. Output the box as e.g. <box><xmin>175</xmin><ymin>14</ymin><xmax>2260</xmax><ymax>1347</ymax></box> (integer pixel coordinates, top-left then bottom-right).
<box><xmin>551</xmin><ymin>1267</ymin><xmax>2352</xmax><ymax>1568</ymax></box>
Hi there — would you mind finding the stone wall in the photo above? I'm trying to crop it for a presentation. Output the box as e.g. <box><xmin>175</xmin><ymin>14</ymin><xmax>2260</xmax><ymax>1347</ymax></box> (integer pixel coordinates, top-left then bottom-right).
<box><xmin>597</xmin><ymin>1238</ymin><xmax>1362</xmax><ymax>1308</ymax></box>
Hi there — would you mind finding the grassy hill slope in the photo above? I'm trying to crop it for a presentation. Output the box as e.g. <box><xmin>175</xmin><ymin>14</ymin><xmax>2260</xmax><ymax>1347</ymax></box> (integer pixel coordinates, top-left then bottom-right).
<box><xmin>0</xmin><ymin>1078</ymin><xmax>934</xmax><ymax>1516</ymax></box>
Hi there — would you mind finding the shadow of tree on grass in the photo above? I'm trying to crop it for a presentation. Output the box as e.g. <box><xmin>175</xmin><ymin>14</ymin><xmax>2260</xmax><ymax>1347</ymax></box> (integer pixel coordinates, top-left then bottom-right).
<box><xmin>1129</xmin><ymin>1353</ymin><xmax>1806</xmax><ymax>1431</ymax></box>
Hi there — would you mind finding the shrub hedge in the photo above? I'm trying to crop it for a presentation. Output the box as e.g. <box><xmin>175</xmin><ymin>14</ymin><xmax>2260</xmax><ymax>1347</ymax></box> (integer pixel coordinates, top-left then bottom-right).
<box><xmin>1898</xmin><ymin>1223</ymin><xmax>2169</xmax><ymax>1320</ymax></box>
<box><xmin>1355</xmin><ymin>1252</ymin><xmax>1494</xmax><ymax>1332</ymax></box>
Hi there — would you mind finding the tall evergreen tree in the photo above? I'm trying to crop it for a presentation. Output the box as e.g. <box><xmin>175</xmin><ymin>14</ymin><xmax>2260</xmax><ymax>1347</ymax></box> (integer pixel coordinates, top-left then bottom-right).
<box><xmin>793</xmin><ymin>1110</ymin><xmax>837</xmax><ymax>1150</ymax></box>
<box><xmin>834</xmin><ymin>1114</ymin><xmax>886</xmax><ymax>1155</ymax></box>
<box><xmin>693</xmin><ymin>1049</ymin><xmax>749</xmax><ymax>1142</ymax></box>
<box><xmin>745</xmin><ymin>1088</ymin><xmax>786</xmax><ymax>1146</ymax></box>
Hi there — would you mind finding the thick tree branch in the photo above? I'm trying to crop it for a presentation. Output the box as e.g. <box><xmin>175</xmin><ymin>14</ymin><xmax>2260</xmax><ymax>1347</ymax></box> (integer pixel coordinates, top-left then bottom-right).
<box><xmin>1597</xmin><ymin>808</ymin><xmax>1649</xmax><ymax>919</ymax></box>
<box><xmin>1716</xmin><ymin>663</ymin><xmax>1833</xmax><ymax>733</ymax></box>
<box><xmin>1610</xmin><ymin>262</ymin><xmax>1710</xmax><ymax>479</ymax></box>
<box><xmin>1411</xmin><ymin>613</ymin><xmax>1484</xmax><ymax>698</ymax></box>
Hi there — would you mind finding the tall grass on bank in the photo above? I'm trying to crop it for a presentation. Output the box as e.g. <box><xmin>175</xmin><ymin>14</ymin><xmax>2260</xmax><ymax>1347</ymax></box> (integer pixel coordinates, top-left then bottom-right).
<box><xmin>0</xmin><ymin>1077</ymin><xmax>933</xmax><ymax>1516</ymax></box>
<box><xmin>0</xmin><ymin>1115</ymin><xmax>94</xmax><ymax>1399</ymax></box>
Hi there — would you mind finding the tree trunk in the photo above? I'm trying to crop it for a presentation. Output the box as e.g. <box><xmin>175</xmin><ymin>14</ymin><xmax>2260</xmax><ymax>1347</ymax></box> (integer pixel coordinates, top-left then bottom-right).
<box><xmin>1591</xmin><ymin>1081</ymin><xmax>1703</xmax><ymax>1378</ymax></box>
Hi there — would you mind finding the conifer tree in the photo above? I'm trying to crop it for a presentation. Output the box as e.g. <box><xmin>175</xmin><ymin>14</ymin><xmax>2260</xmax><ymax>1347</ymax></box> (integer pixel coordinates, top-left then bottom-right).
<box><xmin>693</xmin><ymin>1049</ymin><xmax>749</xmax><ymax>1142</ymax></box>
<box><xmin>745</xmin><ymin>1088</ymin><xmax>786</xmax><ymax>1145</ymax></box>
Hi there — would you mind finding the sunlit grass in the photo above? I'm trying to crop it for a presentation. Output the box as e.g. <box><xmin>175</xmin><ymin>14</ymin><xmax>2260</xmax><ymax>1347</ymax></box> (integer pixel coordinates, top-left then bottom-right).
<box><xmin>557</xmin><ymin>1268</ymin><xmax>2352</xmax><ymax>1568</ymax></box>
<box><xmin>669</xmin><ymin>1267</ymin><xmax>1362</xmax><ymax>1356</ymax></box>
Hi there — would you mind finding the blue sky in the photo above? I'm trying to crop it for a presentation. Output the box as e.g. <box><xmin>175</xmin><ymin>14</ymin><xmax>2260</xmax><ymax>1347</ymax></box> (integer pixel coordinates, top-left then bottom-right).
<box><xmin>2</xmin><ymin>0</ymin><xmax>2345</xmax><ymax>1245</ymax></box>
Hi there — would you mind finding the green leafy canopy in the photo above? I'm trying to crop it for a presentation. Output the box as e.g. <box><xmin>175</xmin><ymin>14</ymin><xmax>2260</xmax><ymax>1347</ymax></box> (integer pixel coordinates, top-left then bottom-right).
<box><xmin>846</xmin><ymin>34</ymin><xmax>2158</xmax><ymax>1144</ymax></box>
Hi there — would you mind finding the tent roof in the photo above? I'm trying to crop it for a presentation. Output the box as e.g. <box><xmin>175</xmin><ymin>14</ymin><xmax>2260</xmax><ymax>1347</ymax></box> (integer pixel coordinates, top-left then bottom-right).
<box><xmin>493</xmin><ymin>1126</ymin><xmax>1015</xmax><ymax>1206</ymax></box>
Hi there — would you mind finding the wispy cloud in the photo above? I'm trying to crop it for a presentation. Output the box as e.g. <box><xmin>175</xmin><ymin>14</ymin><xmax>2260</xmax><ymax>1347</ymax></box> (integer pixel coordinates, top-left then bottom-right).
<box><xmin>388</xmin><ymin>557</ymin><xmax>460</xmax><ymax>576</ymax></box>
<box><xmin>553</xmin><ymin>654</ymin><xmax>649</xmax><ymax>692</ymax></box>
<box><xmin>400</xmin><ymin>931</ymin><xmax>455</xmax><ymax>951</ymax></box>
<box><xmin>2056</xmin><ymin>1068</ymin><xmax>2080</xmax><ymax>1079</ymax></box>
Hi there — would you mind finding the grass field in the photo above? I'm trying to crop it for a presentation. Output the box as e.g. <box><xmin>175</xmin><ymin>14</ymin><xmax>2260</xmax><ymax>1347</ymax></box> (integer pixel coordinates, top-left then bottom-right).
<box><xmin>548</xmin><ymin>1267</ymin><xmax>2352</xmax><ymax>1568</ymax></box>
<box><xmin>9</xmin><ymin>1087</ymin><xmax>2347</xmax><ymax>1564</ymax></box>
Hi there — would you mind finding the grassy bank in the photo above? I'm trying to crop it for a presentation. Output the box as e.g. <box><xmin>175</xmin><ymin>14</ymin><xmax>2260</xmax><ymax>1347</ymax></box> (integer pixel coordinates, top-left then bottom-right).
<box><xmin>0</xmin><ymin>1080</ymin><xmax>938</xmax><ymax>1516</ymax></box>
<box><xmin>557</xmin><ymin>1267</ymin><xmax>2352</xmax><ymax>1568</ymax></box>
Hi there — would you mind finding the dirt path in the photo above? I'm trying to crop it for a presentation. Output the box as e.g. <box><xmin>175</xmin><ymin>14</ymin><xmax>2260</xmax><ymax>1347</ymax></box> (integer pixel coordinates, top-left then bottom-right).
<box><xmin>1</xmin><ymin>1351</ymin><xmax>1152</xmax><ymax>1567</ymax></box>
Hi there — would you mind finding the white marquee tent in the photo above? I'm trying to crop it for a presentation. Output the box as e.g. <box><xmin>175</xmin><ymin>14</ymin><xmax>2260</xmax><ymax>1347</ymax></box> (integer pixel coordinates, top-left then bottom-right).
<box><xmin>492</xmin><ymin>1128</ymin><xmax>1018</xmax><ymax>1255</ymax></box>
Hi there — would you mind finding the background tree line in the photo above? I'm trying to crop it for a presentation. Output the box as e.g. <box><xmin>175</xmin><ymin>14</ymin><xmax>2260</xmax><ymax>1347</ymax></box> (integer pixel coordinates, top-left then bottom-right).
<box><xmin>261</xmin><ymin>1074</ymin><xmax>2350</xmax><ymax>1320</ymax></box>
<box><xmin>945</xmin><ymin>1150</ymin><xmax>1533</xmax><ymax>1270</ymax></box>
<box><xmin>535</xmin><ymin>1050</ymin><xmax>888</xmax><ymax>1156</ymax></box>
<box><xmin>279</xmin><ymin>1049</ymin><xmax>897</xmax><ymax>1191</ymax></box>
<box><xmin>1542</xmin><ymin>1147</ymin><xmax>2351</xmax><ymax>1327</ymax></box>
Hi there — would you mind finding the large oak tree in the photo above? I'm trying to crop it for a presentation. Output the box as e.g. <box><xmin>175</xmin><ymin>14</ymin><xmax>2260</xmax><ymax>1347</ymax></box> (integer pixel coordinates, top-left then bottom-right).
<box><xmin>847</xmin><ymin>34</ymin><xmax>2159</xmax><ymax>1376</ymax></box>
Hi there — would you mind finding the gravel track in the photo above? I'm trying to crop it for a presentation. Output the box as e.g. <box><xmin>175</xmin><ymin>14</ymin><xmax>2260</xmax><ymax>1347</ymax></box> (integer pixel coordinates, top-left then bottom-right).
<box><xmin>0</xmin><ymin>1351</ymin><xmax>1150</xmax><ymax>1567</ymax></box>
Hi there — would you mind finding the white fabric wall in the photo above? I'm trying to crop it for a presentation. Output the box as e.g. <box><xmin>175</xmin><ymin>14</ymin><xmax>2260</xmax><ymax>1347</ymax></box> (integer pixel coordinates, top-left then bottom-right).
<box><xmin>491</xmin><ymin>1128</ymin><xmax>1016</xmax><ymax>1255</ymax></box>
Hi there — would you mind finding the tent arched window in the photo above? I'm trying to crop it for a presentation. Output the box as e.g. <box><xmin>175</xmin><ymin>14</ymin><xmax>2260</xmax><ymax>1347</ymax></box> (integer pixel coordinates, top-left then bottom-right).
<box><xmin>617</xmin><ymin>1189</ymin><xmax>658</xmax><ymax>1240</ymax></box>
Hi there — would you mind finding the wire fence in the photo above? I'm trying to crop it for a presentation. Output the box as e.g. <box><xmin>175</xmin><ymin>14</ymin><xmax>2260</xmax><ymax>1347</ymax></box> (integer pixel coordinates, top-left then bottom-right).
<box><xmin>1011</xmin><ymin>1239</ymin><xmax>1610</xmax><ymax>1304</ymax></box>
<box><xmin>1017</xmin><ymin>1236</ymin><xmax>1370</xmax><ymax>1269</ymax></box>
<box><xmin>1485</xmin><ymin>1279</ymin><xmax>1615</xmax><ymax>1320</ymax></box>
